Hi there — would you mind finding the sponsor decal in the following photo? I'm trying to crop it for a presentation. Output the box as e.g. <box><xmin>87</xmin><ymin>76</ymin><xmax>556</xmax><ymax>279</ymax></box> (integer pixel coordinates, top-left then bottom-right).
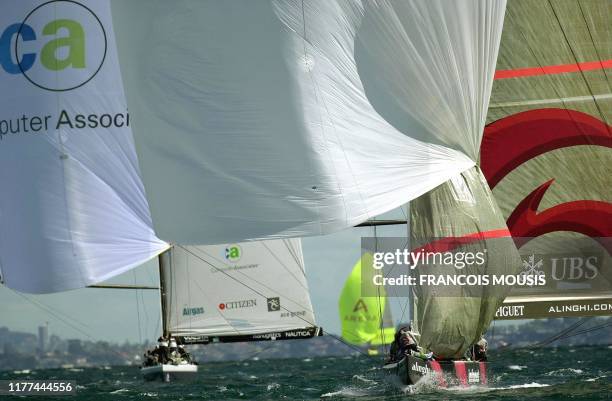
<box><xmin>285</xmin><ymin>330</ymin><xmax>312</xmax><ymax>338</ymax></box>
<box><xmin>548</xmin><ymin>302</ymin><xmax>612</xmax><ymax>314</ymax></box>
<box><xmin>267</xmin><ymin>297</ymin><xmax>280</xmax><ymax>312</ymax></box>
<box><xmin>521</xmin><ymin>255</ymin><xmax>544</xmax><ymax>281</ymax></box>
<box><xmin>481</xmin><ymin>109</ymin><xmax>612</xmax><ymax>242</ymax></box>
<box><xmin>495</xmin><ymin>304</ymin><xmax>524</xmax><ymax>318</ymax></box>
<box><xmin>353</xmin><ymin>299</ymin><xmax>368</xmax><ymax>313</ymax></box>
<box><xmin>0</xmin><ymin>1</ymin><xmax>131</xmax><ymax>144</ymax></box>
<box><xmin>224</xmin><ymin>244</ymin><xmax>242</xmax><ymax>263</ymax></box>
<box><xmin>343</xmin><ymin>314</ymin><xmax>378</xmax><ymax>322</ymax></box>
<box><xmin>281</xmin><ymin>310</ymin><xmax>306</xmax><ymax>318</ymax></box>
<box><xmin>410</xmin><ymin>362</ymin><xmax>430</xmax><ymax>375</ymax></box>
<box><xmin>182</xmin><ymin>306</ymin><xmax>204</xmax><ymax>316</ymax></box>
<box><xmin>2</xmin><ymin>0</ymin><xmax>107</xmax><ymax>92</ymax></box>
<box><xmin>181</xmin><ymin>335</ymin><xmax>208</xmax><ymax>343</ymax></box>
<box><xmin>218</xmin><ymin>299</ymin><xmax>257</xmax><ymax>310</ymax></box>
<box><xmin>211</xmin><ymin>244</ymin><xmax>258</xmax><ymax>272</ymax></box>
<box><xmin>550</xmin><ymin>255</ymin><xmax>599</xmax><ymax>281</ymax></box>
<box><xmin>468</xmin><ymin>369</ymin><xmax>480</xmax><ymax>383</ymax></box>
<box><xmin>252</xmin><ymin>332</ymin><xmax>281</xmax><ymax>340</ymax></box>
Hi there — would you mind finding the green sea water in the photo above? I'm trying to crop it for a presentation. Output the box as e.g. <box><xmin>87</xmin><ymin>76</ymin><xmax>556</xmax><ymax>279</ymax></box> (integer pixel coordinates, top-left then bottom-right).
<box><xmin>2</xmin><ymin>346</ymin><xmax>610</xmax><ymax>400</ymax></box>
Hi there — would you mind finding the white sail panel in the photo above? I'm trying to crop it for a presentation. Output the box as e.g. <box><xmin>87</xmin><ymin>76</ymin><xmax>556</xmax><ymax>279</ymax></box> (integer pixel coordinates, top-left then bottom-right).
<box><xmin>164</xmin><ymin>239</ymin><xmax>316</xmax><ymax>337</ymax></box>
<box><xmin>109</xmin><ymin>0</ymin><xmax>505</xmax><ymax>244</ymax></box>
<box><xmin>0</xmin><ymin>0</ymin><xmax>168</xmax><ymax>293</ymax></box>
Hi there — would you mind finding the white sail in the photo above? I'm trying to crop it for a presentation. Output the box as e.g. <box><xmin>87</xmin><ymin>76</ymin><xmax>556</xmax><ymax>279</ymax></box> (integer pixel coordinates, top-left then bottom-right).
<box><xmin>0</xmin><ymin>0</ymin><xmax>168</xmax><ymax>293</ymax></box>
<box><xmin>163</xmin><ymin>239</ymin><xmax>316</xmax><ymax>337</ymax></box>
<box><xmin>0</xmin><ymin>0</ymin><xmax>505</xmax><ymax>293</ymax></box>
<box><xmin>109</xmin><ymin>0</ymin><xmax>504</xmax><ymax>244</ymax></box>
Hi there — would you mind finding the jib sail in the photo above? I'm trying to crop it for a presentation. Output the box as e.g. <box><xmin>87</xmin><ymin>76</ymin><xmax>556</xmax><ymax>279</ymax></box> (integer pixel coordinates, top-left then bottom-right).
<box><xmin>161</xmin><ymin>239</ymin><xmax>319</xmax><ymax>343</ymax></box>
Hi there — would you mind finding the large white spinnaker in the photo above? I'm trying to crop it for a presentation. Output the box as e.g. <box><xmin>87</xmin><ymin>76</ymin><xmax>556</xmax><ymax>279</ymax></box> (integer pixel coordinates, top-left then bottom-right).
<box><xmin>0</xmin><ymin>0</ymin><xmax>506</xmax><ymax>293</ymax></box>
<box><xmin>162</xmin><ymin>239</ymin><xmax>318</xmax><ymax>342</ymax></box>
<box><xmin>109</xmin><ymin>0</ymin><xmax>505</xmax><ymax>244</ymax></box>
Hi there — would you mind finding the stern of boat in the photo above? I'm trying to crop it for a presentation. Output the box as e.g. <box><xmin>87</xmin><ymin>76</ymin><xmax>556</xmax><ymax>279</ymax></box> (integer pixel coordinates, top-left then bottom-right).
<box><xmin>385</xmin><ymin>355</ymin><xmax>488</xmax><ymax>387</ymax></box>
<box><xmin>140</xmin><ymin>364</ymin><xmax>198</xmax><ymax>382</ymax></box>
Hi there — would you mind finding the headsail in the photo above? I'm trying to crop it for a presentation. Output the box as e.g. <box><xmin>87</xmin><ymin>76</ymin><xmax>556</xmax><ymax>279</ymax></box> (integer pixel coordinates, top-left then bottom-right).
<box><xmin>480</xmin><ymin>0</ymin><xmax>612</xmax><ymax>320</ymax></box>
<box><xmin>339</xmin><ymin>254</ymin><xmax>395</xmax><ymax>346</ymax></box>
<box><xmin>410</xmin><ymin>167</ymin><xmax>522</xmax><ymax>359</ymax></box>
<box><xmin>161</xmin><ymin>239</ymin><xmax>318</xmax><ymax>343</ymax></box>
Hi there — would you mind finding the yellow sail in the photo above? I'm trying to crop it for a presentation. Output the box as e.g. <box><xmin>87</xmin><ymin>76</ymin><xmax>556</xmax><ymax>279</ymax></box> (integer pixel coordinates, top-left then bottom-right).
<box><xmin>339</xmin><ymin>253</ymin><xmax>395</xmax><ymax>346</ymax></box>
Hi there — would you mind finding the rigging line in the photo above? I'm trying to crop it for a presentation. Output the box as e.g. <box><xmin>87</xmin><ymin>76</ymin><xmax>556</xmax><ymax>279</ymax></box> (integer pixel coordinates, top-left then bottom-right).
<box><xmin>577</xmin><ymin>0</ymin><xmax>612</xmax><ymax>94</ymax></box>
<box><xmin>326</xmin><ymin>332</ymin><xmax>370</xmax><ymax>357</ymax></box>
<box><xmin>530</xmin><ymin>318</ymin><xmax>592</xmax><ymax>348</ymax></box>
<box><xmin>373</xmin><ymin>225</ymin><xmax>387</xmax><ymax>360</ymax></box>
<box><xmin>138</xmin><ymin>283</ymin><xmax>150</xmax><ymax>341</ymax></box>
<box><xmin>503</xmin><ymin>5</ymin><xmax>583</xmax><ymax>134</ymax></box>
<box><xmin>262</xmin><ymin>242</ymin><xmax>309</xmax><ymax>291</ymax></box>
<box><xmin>186</xmin><ymin>250</ymin><xmax>193</xmax><ymax>335</ymax></box>
<box><xmin>152</xmin><ymin>306</ymin><xmax>160</xmax><ymax>343</ymax></box>
<box><xmin>133</xmin><ymin>270</ymin><xmax>143</xmax><ymax>345</ymax></box>
<box><xmin>12</xmin><ymin>290</ymin><xmax>138</xmax><ymax>360</ymax></box>
<box><xmin>5</xmin><ymin>288</ymin><xmax>90</xmax><ymax>331</ymax></box>
<box><xmin>188</xmin><ymin>246</ymin><xmax>314</xmax><ymax>314</ymax></box>
<box><xmin>283</xmin><ymin>239</ymin><xmax>306</xmax><ymax>276</ymax></box>
<box><xmin>554</xmin><ymin>320</ymin><xmax>612</xmax><ymax>340</ymax></box>
<box><xmin>548</xmin><ymin>0</ymin><xmax>611</xmax><ymax>131</ymax></box>
<box><xmin>171</xmin><ymin>249</ymin><xmax>180</xmax><ymax>336</ymax></box>
<box><xmin>8</xmin><ymin>289</ymin><xmax>122</xmax><ymax>352</ymax></box>
<box><xmin>184</xmin><ymin>260</ymin><xmax>243</xmax><ymax>337</ymax></box>
<box><xmin>238</xmin><ymin>343</ymin><xmax>277</xmax><ymax>363</ymax></box>
<box><xmin>380</xmin><ymin>237</ymin><xmax>410</xmax><ymax>323</ymax></box>
<box><xmin>536</xmin><ymin>318</ymin><xmax>589</xmax><ymax>346</ymax></box>
<box><xmin>177</xmin><ymin>245</ymin><xmax>318</xmax><ymax>330</ymax></box>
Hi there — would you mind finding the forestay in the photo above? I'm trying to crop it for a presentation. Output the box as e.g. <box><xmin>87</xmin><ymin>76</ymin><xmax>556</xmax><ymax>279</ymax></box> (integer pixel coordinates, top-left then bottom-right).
<box><xmin>163</xmin><ymin>239</ymin><xmax>317</xmax><ymax>338</ymax></box>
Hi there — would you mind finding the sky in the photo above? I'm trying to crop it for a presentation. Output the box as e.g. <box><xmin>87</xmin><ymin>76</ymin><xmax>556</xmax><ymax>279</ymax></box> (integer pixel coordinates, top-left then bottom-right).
<box><xmin>0</xmin><ymin>212</ymin><xmax>423</xmax><ymax>344</ymax></box>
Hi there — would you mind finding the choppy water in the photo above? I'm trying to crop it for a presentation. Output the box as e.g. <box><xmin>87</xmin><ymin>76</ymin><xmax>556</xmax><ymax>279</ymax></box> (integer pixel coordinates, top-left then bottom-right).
<box><xmin>2</xmin><ymin>346</ymin><xmax>611</xmax><ymax>400</ymax></box>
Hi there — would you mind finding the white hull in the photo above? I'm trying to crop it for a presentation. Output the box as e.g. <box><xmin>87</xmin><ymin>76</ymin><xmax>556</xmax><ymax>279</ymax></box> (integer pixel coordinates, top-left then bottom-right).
<box><xmin>140</xmin><ymin>364</ymin><xmax>198</xmax><ymax>382</ymax></box>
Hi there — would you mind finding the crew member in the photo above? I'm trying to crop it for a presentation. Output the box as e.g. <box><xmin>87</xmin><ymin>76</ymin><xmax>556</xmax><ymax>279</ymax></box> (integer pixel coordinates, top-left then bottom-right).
<box><xmin>472</xmin><ymin>337</ymin><xmax>488</xmax><ymax>361</ymax></box>
<box><xmin>388</xmin><ymin>324</ymin><xmax>433</xmax><ymax>362</ymax></box>
<box><xmin>177</xmin><ymin>344</ymin><xmax>191</xmax><ymax>363</ymax></box>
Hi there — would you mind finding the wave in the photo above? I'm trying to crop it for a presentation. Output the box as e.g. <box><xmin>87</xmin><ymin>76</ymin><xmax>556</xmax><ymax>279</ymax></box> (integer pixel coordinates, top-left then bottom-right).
<box><xmin>545</xmin><ymin>368</ymin><xmax>584</xmax><ymax>376</ymax></box>
<box><xmin>507</xmin><ymin>382</ymin><xmax>551</xmax><ymax>389</ymax></box>
<box><xmin>321</xmin><ymin>386</ymin><xmax>370</xmax><ymax>398</ymax></box>
<box><xmin>508</xmin><ymin>365</ymin><xmax>528</xmax><ymax>371</ymax></box>
<box><xmin>352</xmin><ymin>374</ymin><xmax>376</xmax><ymax>384</ymax></box>
<box><xmin>110</xmin><ymin>388</ymin><xmax>130</xmax><ymax>394</ymax></box>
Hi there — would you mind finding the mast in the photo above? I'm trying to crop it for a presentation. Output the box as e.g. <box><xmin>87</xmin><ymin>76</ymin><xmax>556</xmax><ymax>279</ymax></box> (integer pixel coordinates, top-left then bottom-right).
<box><xmin>158</xmin><ymin>247</ymin><xmax>172</xmax><ymax>339</ymax></box>
<box><xmin>405</xmin><ymin>203</ymin><xmax>415</xmax><ymax>331</ymax></box>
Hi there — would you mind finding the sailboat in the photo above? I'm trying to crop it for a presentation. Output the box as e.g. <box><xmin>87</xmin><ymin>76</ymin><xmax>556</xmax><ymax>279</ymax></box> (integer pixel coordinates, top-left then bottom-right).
<box><xmin>339</xmin><ymin>254</ymin><xmax>395</xmax><ymax>356</ymax></box>
<box><xmin>139</xmin><ymin>239</ymin><xmax>320</xmax><ymax>381</ymax></box>
<box><xmin>1</xmin><ymin>0</ymin><xmax>566</xmax><ymax>390</ymax></box>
